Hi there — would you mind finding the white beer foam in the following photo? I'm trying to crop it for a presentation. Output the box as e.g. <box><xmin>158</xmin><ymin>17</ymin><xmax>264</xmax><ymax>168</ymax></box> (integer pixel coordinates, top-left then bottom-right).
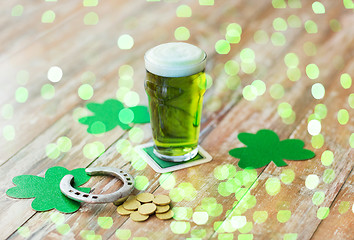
<box><xmin>144</xmin><ymin>42</ymin><xmax>206</xmax><ymax>77</ymax></box>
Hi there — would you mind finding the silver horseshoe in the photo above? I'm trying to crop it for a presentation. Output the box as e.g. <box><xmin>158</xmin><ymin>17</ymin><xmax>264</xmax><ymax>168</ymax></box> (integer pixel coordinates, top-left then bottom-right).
<box><xmin>60</xmin><ymin>167</ymin><xmax>134</xmax><ymax>205</ymax></box>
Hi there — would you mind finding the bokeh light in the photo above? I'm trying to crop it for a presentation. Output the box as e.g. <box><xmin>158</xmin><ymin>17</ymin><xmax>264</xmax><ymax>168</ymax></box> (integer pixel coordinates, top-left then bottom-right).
<box><xmin>265</xmin><ymin>178</ymin><xmax>281</xmax><ymax>196</ymax></box>
<box><xmin>271</xmin><ymin>32</ymin><xmax>286</xmax><ymax>46</ymax></box>
<box><xmin>305</xmin><ymin>20</ymin><xmax>318</xmax><ymax>34</ymax></box>
<box><xmin>284</xmin><ymin>53</ymin><xmax>299</xmax><ymax>68</ymax></box>
<box><xmin>117</xmin><ymin>34</ymin><xmax>134</xmax><ymax>50</ymax></box>
<box><xmin>269</xmin><ymin>84</ymin><xmax>284</xmax><ymax>99</ymax></box>
<box><xmin>305</xmin><ymin>174</ymin><xmax>319</xmax><ymax>190</ymax></box>
<box><xmin>83</xmin><ymin>0</ymin><xmax>98</xmax><ymax>7</ymax></box>
<box><xmin>42</xmin><ymin>10</ymin><xmax>55</xmax><ymax>23</ymax></box>
<box><xmin>226</xmin><ymin>23</ymin><xmax>242</xmax><ymax>43</ymax></box>
<box><xmin>215</xmin><ymin>40</ymin><xmax>230</xmax><ymax>54</ymax></box>
<box><xmin>317</xmin><ymin>207</ymin><xmax>330</xmax><ymax>219</ymax></box>
<box><xmin>41</xmin><ymin>84</ymin><xmax>55</xmax><ymax>100</ymax></box>
<box><xmin>83</xmin><ymin>141</ymin><xmax>105</xmax><ymax>159</ymax></box>
<box><xmin>303</xmin><ymin>41</ymin><xmax>317</xmax><ymax>56</ymax></box>
<box><xmin>277</xmin><ymin>210</ymin><xmax>291</xmax><ymax>223</ymax></box>
<box><xmin>287</xmin><ymin>15</ymin><xmax>301</xmax><ymax>28</ymax></box>
<box><xmin>280</xmin><ymin>169</ymin><xmax>295</xmax><ymax>184</ymax></box>
<box><xmin>306</xmin><ymin>64</ymin><xmax>319</xmax><ymax>79</ymax></box>
<box><xmin>224</xmin><ymin>60</ymin><xmax>239</xmax><ymax>76</ymax></box>
<box><xmin>323</xmin><ymin>169</ymin><xmax>335</xmax><ymax>184</ymax></box>
<box><xmin>312</xmin><ymin>191</ymin><xmax>325</xmax><ymax>206</ymax></box>
<box><xmin>272</xmin><ymin>0</ymin><xmax>286</xmax><ymax>8</ymax></box>
<box><xmin>312</xmin><ymin>2</ymin><xmax>325</xmax><ymax>14</ymax></box>
<box><xmin>242</xmin><ymin>85</ymin><xmax>258</xmax><ymax>101</ymax></box>
<box><xmin>84</xmin><ymin>12</ymin><xmax>99</xmax><ymax>25</ymax></box>
<box><xmin>56</xmin><ymin>224</ymin><xmax>70</xmax><ymax>235</ymax></box>
<box><xmin>340</xmin><ymin>73</ymin><xmax>351</xmax><ymax>89</ymax></box>
<box><xmin>3</xmin><ymin>125</ymin><xmax>15</xmax><ymax>141</ymax></box>
<box><xmin>57</xmin><ymin>136</ymin><xmax>72</xmax><ymax>152</ymax></box>
<box><xmin>115</xmin><ymin>229</ymin><xmax>131</xmax><ymax>240</ymax></box>
<box><xmin>174</xmin><ymin>26</ymin><xmax>190</xmax><ymax>41</ymax></box>
<box><xmin>47</xmin><ymin>66</ymin><xmax>63</xmax><ymax>82</ymax></box>
<box><xmin>176</xmin><ymin>5</ymin><xmax>192</xmax><ymax>17</ymax></box>
<box><xmin>123</xmin><ymin>91</ymin><xmax>140</xmax><ymax>107</ymax></box>
<box><xmin>273</xmin><ymin>18</ymin><xmax>288</xmax><ymax>31</ymax></box>
<box><xmin>11</xmin><ymin>5</ymin><xmax>23</xmax><ymax>17</ymax></box>
<box><xmin>337</xmin><ymin>109</ymin><xmax>349</xmax><ymax>125</ymax></box>
<box><xmin>78</xmin><ymin>84</ymin><xmax>94</xmax><ymax>100</ymax></box>
<box><xmin>329</xmin><ymin>19</ymin><xmax>341</xmax><ymax>32</ymax></box>
<box><xmin>253</xmin><ymin>30</ymin><xmax>269</xmax><ymax>44</ymax></box>
<box><xmin>253</xmin><ymin>211</ymin><xmax>268</xmax><ymax>223</ymax></box>
<box><xmin>97</xmin><ymin>217</ymin><xmax>113</xmax><ymax>229</ymax></box>
<box><xmin>321</xmin><ymin>150</ymin><xmax>334</xmax><ymax>166</ymax></box>
<box><xmin>46</xmin><ymin>143</ymin><xmax>61</xmax><ymax>159</ymax></box>
<box><xmin>119</xmin><ymin>108</ymin><xmax>134</xmax><ymax>124</ymax></box>
<box><xmin>311</xmin><ymin>83</ymin><xmax>325</xmax><ymax>99</ymax></box>
<box><xmin>134</xmin><ymin>175</ymin><xmax>149</xmax><ymax>190</ymax></box>
<box><xmin>15</xmin><ymin>87</ymin><xmax>28</xmax><ymax>103</ymax></box>
<box><xmin>311</xmin><ymin>134</ymin><xmax>324</xmax><ymax>149</ymax></box>
<box><xmin>2</xmin><ymin>104</ymin><xmax>13</xmax><ymax>120</ymax></box>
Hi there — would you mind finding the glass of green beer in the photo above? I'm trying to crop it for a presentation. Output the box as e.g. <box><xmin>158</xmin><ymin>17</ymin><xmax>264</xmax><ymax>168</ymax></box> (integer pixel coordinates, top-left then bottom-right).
<box><xmin>144</xmin><ymin>42</ymin><xmax>207</xmax><ymax>162</ymax></box>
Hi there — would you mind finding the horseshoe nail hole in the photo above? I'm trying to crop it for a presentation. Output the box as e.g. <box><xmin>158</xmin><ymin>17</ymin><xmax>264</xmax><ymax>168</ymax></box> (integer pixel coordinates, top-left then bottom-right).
<box><xmin>126</xmin><ymin>178</ymin><xmax>131</xmax><ymax>180</ymax></box>
<box><xmin>119</xmin><ymin>171</ymin><xmax>123</xmax><ymax>173</ymax></box>
<box><xmin>128</xmin><ymin>182</ymin><xmax>132</xmax><ymax>185</ymax></box>
<box><xmin>69</xmin><ymin>190</ymin><xmax>73</xmax><ymax>192</ymax></box>
<box><xmin>83</xmin><ymin>194</ymin><xmax>89</xmax><ymax>198</ymax></box>
<box><xmin>75</xmin><ymin>192</ymin><xmax>80</xmax><ymax>195</ymax></box>
<box><xmin>92</xmin><ymin>196</ymin><xmax>98</xmax><ymax>199</ymax></box>
<box><xmin>124</xmin><ymin>174</ymin><xmax>128</xmax><ymax>176</ymax></box>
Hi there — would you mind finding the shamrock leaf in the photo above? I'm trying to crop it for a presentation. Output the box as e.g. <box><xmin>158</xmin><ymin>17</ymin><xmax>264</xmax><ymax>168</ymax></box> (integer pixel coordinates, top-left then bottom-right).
<box><xmin>229</xmin><ymin>129</ymin><xmax>315</xmax><ymax>169</ymax></box>
<box><xmin>6</xmin><ymin>166</ymin><xmax>91</xmax><ymax>213</ymax></box>
<box><xmin>78</xmin><ymin>99</ymin><xmax>150</xmax><ymax>134</ymax></box>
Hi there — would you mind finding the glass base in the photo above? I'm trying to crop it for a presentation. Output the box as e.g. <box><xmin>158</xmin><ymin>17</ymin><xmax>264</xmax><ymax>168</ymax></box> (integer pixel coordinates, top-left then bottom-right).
<box><xmin>153</xmin><ymin>147</ymin><xmax>199</xmax><ymax>162</ymax></box>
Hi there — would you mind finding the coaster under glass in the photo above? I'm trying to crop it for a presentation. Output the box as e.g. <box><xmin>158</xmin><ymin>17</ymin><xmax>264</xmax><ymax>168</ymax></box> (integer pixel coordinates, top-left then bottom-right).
<box><xmin>135</xmin><ymin>142</ymin><xmax>212</xmax><ymax>173</ymax></box>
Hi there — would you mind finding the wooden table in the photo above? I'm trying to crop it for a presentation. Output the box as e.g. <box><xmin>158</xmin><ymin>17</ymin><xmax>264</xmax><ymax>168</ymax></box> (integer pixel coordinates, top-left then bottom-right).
<box><xmin>0</xmin><ymin>1</ymin><xmax>353</xmax><ymax>239</ymax></box>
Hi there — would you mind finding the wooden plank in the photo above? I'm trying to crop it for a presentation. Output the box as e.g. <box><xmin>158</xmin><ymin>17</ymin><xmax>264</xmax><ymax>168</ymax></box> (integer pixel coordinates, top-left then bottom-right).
<box><xmin>1</xmin><ymin>0</ymin><xmax>352</xmax><ymax>239</ymax></box>
<box><xmin>211</xmin><ymin>51</ymin><xmax>354</xmax><ymax>240</ymax></box>
<box><xmin>1</xmin><ymin>0</ymin><xmax>263</xmax><ymax>238</ymax></box>
<box><xmin>6</xmin><ymin>0</ymin><xmax>347</xmax><ymax>239</ymax></box>
<box><xmin>0</xmin><ymin>0</ymin><xmax>274</xmax><ymax>237</ymax></box>
<box><xmin>106</xmin><ymin>2</ymin><xmax>353</xmax><ymax>238</ymax></box>
<box><xmin>0</xmin><ymin>1</ymin><xmax>82</xmax><ymax>62</ymax></box>
<box><xmin>310</xmin><ymin>170</ymin><xmax>354</xmax><ymax>240</ymax></box>
<box><xmin>0</xmin><ymin>0</ymin><xmax>182</xmax><ymax>162</ymax></box>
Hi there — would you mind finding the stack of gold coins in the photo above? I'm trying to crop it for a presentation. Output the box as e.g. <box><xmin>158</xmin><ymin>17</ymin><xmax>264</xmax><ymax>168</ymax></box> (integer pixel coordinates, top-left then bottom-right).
<box><xmin>116</xmin><ymin>193</ymin><xmax>174</xmax><ymax>222</ymax></box>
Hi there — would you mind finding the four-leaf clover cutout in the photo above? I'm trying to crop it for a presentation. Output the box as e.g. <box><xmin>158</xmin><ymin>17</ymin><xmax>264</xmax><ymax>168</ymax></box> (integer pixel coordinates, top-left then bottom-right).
<box><xmin>6</xmin><ymin>166</ymin><xmax>91</xmax><ymax>213</ymax></box>
<box><xmin>229</xmin><ymin>129</ymin><xmax>315</xmax><ymax>169</ymax></box>
<box><xmin>79</xmin><ymin>99</ymin><xmax>150</xmax><ymax>134</ymax></box>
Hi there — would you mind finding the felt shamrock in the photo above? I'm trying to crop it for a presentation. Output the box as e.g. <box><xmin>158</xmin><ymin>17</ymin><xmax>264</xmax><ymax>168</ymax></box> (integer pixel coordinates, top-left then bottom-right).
<box><xmin>229</xmin><ymin>129</ymin><xmax>315</xmax><ymax>169</ymax></box>
<box><xmin>78</xmin><ymin>99</ymin><xmax>150</xmax><ymax>134</ymax></box>
<box><xmin>6</xmin><ymin>166</ymin><xmax>91</xmax><ymax>213</ymax></box>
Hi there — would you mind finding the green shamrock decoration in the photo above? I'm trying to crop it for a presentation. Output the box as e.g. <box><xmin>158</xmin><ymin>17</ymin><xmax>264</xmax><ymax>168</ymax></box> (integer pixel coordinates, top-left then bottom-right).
<box><xmin>229</xmin><ymin>129</ymin><xmax>315</xmax><ymax>169</ymax></box>
<box><xmin>6</xmin><ymin>166</ymin><xmax>91</xmax><ymax>213</ymax></box>
<box><xmin>78</xmin><ymin>99</ymin><xmax>150</xmax><ymax>134</ymax></box>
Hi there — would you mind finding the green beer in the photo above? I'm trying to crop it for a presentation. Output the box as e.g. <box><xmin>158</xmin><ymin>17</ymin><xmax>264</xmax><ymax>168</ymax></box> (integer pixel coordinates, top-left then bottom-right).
<box><xmin>144</xmin><ymin>42</ymin><xmax>207</xmax><ymax>161</ymax></box>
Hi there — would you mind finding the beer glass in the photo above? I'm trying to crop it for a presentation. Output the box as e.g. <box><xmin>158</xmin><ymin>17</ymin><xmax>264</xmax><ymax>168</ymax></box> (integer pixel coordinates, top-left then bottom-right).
<box><xmin>144</xmin><ymin>42</ymin><xmax>207</xmax><ymax>162</ymax></box>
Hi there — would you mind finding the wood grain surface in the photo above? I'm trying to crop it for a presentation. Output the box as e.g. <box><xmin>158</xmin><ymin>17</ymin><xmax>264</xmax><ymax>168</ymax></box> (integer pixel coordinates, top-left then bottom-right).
<box><xmin>0</xmin><ymin>0</ymin><xmax>353</xmax><ymax>240</ymax></box>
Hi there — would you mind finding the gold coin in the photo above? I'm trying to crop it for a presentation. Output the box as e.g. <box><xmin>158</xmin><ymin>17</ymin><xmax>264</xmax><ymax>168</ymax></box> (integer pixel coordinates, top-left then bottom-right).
<box><xmin>126</xmin><ymin>195</ymin><xmax>137</xmax><ymax>201</ymax></box>
<box><xmin>138</xmin><ymin>203</ymin><xmax>157</xmax><ymax>215</ymax></box>
<box><xmin>130</xmin><ymin>211</ymin><xmax>149</xmax><ymax>222</ymax></box>
<box><xmin>117</xmin><ymin>205</ymin><xmax>133</xmax><ymax>216</ymax></box>
<box><xmin>123</xmin><ymin>199</ymin><xmax>141</xmax><ymax>211</ymax></box>
<box><xmin>153</xmin><ymin>195</ymin><xmax>171</xmax><ymax>205</ymax></box>
<box><xmin>156</xmin><ymin>205</ymin><xmax>170</xmax><ymax>214</ymax></box>
<box><xmin>136</xmin><ymin>193</ymin><xmax>154</xmax><ymax>203</ymax></box>
<box><xmin>156</xmin><ymin>210</ymin><xmax>174</xmax><ymax>220</ymax></box>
